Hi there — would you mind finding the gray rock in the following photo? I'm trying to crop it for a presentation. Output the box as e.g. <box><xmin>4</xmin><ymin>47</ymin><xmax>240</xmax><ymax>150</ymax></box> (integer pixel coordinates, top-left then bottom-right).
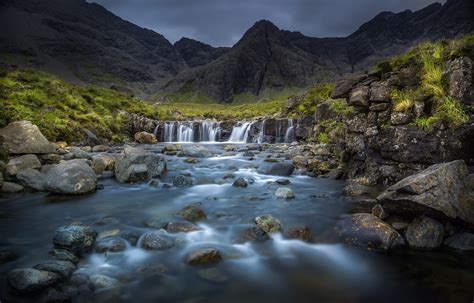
<box><xmin>390</xmin><ymin>112</ymin><xmax>413</xmax><ymax>125</ymax></box>
<box><xmin>7</xmin><ymin>268</ymin><xmax>61</xmax><ymax>293</ymax></box>
<box><xmin>44</xmin><ymin>160</ymin><xmax>97</xmax><ymax>194</ymax></box>
<box><xmin>258</xmin><ymin>162</ymin><xmax>295</xmax><ymax>176</ymax></box>
<box><xmin>34</xmin><ymin>260</ymin><xmax>76</xmax><ymax>279</ymax></box>
<box><xmin>444</xmin><ymin>232</ymin><xmax>474</xmax><ymax>251</ymax></box>
<box><xmin>255</xmin><ymin>214</ymin><xmax>282</xmax><ymax>233</ymax></box>
<box><xmin>173</xmin><ymin>174</ymin><xmax>193</xmax><ymax>187</ymax></box>
<box><xmin>336</xmin><ymin>213</ymin><xmax>404</xmax><ymax>250</ymax></box>
<box><xmin>115</xmin><ymin>146</ymin><xmax>166</xmax><ymax>183</ymax></box>
<box><xmin>186</xmin><ymin>248</ymin><xmax>222</xmax><ymax>265</ymax></box>
<box><xmin>443</xmin><ymin>56</ymin><xmax>473</xmax><ymax>105</ymax></box>
<box><xmin>166</xmin><ymin>222</ymin><xmax>202</xmax><ymax>233</ymax></box>
<box><xmin>92</xmin><ymin>145</ymin><xmax>110</xmax><ymax>152</ymax></box>
<box><xmin>177</xmin><ymin>145</ymin><xmax>212</xmax><ymax>158</ymax></box>
<box><xmin>90</xmin><ymin>275</ymin><xmax>121</xmax><ymax>290</ymax></box>
<box><xmin>275</xmin><ymin>187</ymin><xmax>295</xmax><ymax>199</ymax></box>
<box><xmin>68</xmin><ymin>147</ymin><xmax>91</xmax><ymax>160</ymax></box>
<box><xmin>140</xmin><ymin>232</ymin><xmax>174</xmax><ymax>250</ymax></box>
<box><xmin>6</xmin><ymin>154</ymin><xmax>42</xmax><ymax>177</ymax></box>
<box><xmin>232</xmin><ymin>177</ymin><xmax>248</xmax><ymax>188</ymax></box>
<box><xmin>176</xmin><ymin>204</ymin><xmax>207</xmax><ymax>222</ymax></box>
<box><xmin>39</xmin><ymin>153</ymin><xmax>62</xmax><ymax>165</ymax></box>
<box><xmin>91</xmin><ymin>154</ymin><xmax>115</xmax><ymax>175</ymax></box>
<box><xmin>0</xmin><ymin>121</ymin><xmax>56</xmax><ymax>154</ymax></box>
<box><xmin>2</xmin><ymin>182</ymin><xmax>24</xmax><ymax>193</ymax></box>
<box><xmin>378</xmin><ymin>160</ymin><xmax>474</xmax><ymax>225</ymax></box>
<box><xmin>406</xmin><ymin>216</ymin><xmax>444</xmax><ymax>249</ymax></box>
<box><xmin>275</xmin><ymin>179</ymin><xmax>291</xmax><ymax>185</ymax></box>
<box><xmin>48</xmin><ymin>249</ymin><xmax>79</xmax><ymax>264</ymax></box>
<box><xmin>369</xmin><ymin>81</ymin><xmax>392</xmax><ymax>102</ymax></box>
<box><xmin>16</xmin><ymin>168</ymin><xmax>45</xmax><ymax>191</ymax></box>
<box><xmin>239</xmin><ymin>226</ymin><xmax>270</xmax><ymax>242</ymax></box>
<box><xmin>143</xmin><ymin>217</ymin><xmax>169</xmax><ymax>229</ymax></box>
<box><xmin>348</xmin><ymin>86</ymin><xmax>369</xmax><ymax>107</ymax></box>
<box><xmin>53</xmin><ymin>225</ymin><xmax>97</xmax><ymax>255</ymax></box>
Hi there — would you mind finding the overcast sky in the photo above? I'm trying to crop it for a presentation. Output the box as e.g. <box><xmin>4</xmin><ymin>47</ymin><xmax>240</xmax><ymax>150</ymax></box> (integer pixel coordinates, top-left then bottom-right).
<box><xmin>91</xmin><ymin>0</ymin><xmax>444</xmax><ymax>47</ymax></box>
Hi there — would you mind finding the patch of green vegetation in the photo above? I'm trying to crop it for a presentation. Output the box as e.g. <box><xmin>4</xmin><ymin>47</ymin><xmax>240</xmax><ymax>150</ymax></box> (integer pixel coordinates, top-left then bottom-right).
<box><xmin>284</xmin><ymin>83</ymin><xmax>336</xmax><ymax>118</ymax></box>
<box><xmin>378</xmin><ymin>33</ymin><xmax>473</xmax><ymax>128</ymax></box>
<box><xmin>0</xmin><ymin>68</ymin><xmax>160</xmax><ymax>142</ymax></box>
<box><xmin>414</xmin><ymin>116</ymin><xmax>439</xmax><ymax>130</ymax></box>
<box><xmin>329</xmin><ymin>99</ymin><xmax>355</xmax><ymax>118</ymax></box>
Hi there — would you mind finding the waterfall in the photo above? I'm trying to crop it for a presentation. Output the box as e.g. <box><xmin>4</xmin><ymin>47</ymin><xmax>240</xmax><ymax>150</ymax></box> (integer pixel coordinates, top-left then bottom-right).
<box><xmin>257</xmin><ymin>119</ymin><xmax>267</xmax><ymax>144</ymax></box>
<box><xmin>153</xmin><ymin>124</ymin><xmax>159</xmax><ymax>138</ymax></box>
<box><xmin>163</xmin><ymin>122</ymin><xmax>176</xmax><ymax>142</ymax></box>
<box><xmin>284</xmin><ymin>119</ymin><xmax>295</xmax><ymax>143</ymax></box>
<box><xmin>200</xmin><ymin>121</ymin><xmax>221</xmax><ymax>142</ymax></box>
<box><xmin>177</xmin><ymin>122</ymin><xmax>194</xmax><ymax>142</ymax></box>
<box><xmin>228</xmin><ymin>122</ymin><xmax>252</xmax><ymax>143</ymax></box>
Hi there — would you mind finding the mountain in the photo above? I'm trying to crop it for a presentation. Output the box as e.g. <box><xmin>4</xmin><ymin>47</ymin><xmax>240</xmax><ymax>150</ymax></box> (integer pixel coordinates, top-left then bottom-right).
<box><xmin>0</xmin><ymin>0</ymin><xmax>473</xmax><ymax>102</ymax></box>
<box><xmin>175</xmin><ymin>38</ymin><xmax>229</xmax><ymax>68</ymax></box>
<box><xmin>0</xmin><ymin>0</ymin><xmax>186</xmax><ymax>97</ymax></box>
<box><xmin>164</xmin><ymin>0</ymin><xmax>474</xmax><ymax>102</ymax></box>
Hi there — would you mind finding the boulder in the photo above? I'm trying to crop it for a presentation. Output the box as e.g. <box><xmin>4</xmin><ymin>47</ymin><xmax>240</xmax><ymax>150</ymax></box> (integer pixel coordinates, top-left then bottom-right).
<box><xmin>176</xmin><ymin>204</ymin><xmax>207</xmax><ymax>222</ymax></box>
<box><xmin>406</xmin><ymin>216</ymin><xmax>444</xmax><ymax>249</ymax></box>
<box><xmin>275</xmin><ymin>187</ymin><xmax>295</xmax><ymax>199</ymax></box>
<box><xmin>186</xmin><ymin>248</ymin><xmax>222</xmax><ymax>265</ymax></box>
<box><xmin>178</xmin><ymin>145</ymin><xmax>212</xmax><ymax>158</ymax></box>
<box><xmin>377</xmin><ymin>160</ymin><xmax>474</xmax><ymax>225</ymax></box>
<box><xmin>115</xmin><ymin>146</ymin><xmax>166</xmax><ymax>183</ymax></box>
<box><xmin>369</xmin><ymin>81</ymin><xmax>392</xmax><ymax>102</ymax></box>
<box><xmin>258</xmin><ymin>162</ymin><xmax>295</xmax><ymax>176</ymax></box>
<box><xmin>16</xmin><ymin>168</ymin><xmax>45</xmax><ymax>191</ymax></box>
<box><xmin>53</xmin><ymin>225</ymin><xmax>97</xmax><ymax>255</ymax></box>
<box><xmin>0</xmin><ymin>121</ymin><xmax>56</xmax><ymax>154</ymax></box>
<box><xmin>34</xmin><ymin>260</ymin><xmax>76</xmax><ymax>279</ymax></box>
<box><xmin>90</xmin><ymin>275</ymin><xmax>121</xmax><ymax>290</ymax></box>
<box><xmin>91</xmin><ymin>154</ymin><xmax>115</xmax><ymax>174</ymax></box>
<box><xmin>5</xmin><ymin>154</ymin><xmax>41</xmax><ymax>176</ymax></box>
<box><xmin>7</xmin><ymin>268</ymin><xmax>61</xmax><ymax>293</ymax></box>
<box><xmin>331</xmin><ymin>77</ymin><xmax>363</xmax><ymax>99</ymax></box>
<box><xmin>348</xmin><ymin>86</ymin><xmax>369</xmax><ymax>107</ymax></box>
<box><xmin>390</xmin><ymin>112</ymin><xmax>413</xmax><ymax>125</ymax></box>
<box><xmin>68</xmin><ymin>147</ymin><xmax>91</xmax><ymax>160</ymax></box>
<box><xmin>336</xmin><ymin>213</ymin><xmax>404</xmax><ymax>250</ymax></box>
<box><xmin>314</xmin><ymin>101</ymin><xmax>338</xmax><ymax>122</ymax></box>
<box><xmin>2</xmin><ymin>182</ymin><xmax>24</xmax><ymax>193</ymax></box>
<box><xmin>166</xmin><ymin>222</ymin><xmax>202</xmax><ymax>233</ymax></box>
<box><xmin>443</xmin><ymin>56</ymin><xmax>473</xmax><ymax>105</ymax></box>
<box><xmin>232</xmin><ymin>177</ymin><xmax>248</xmax><ymax>188</ymax></box>
<box><xmin>134</xmin><ymin>131</ymin><xmax>158</xmax><ymax>144</ymax></box>
<box><xmin>172</xmin><ymin>174</ymin><xmax>193</xmax><ymax>187</ymax></box>
<box><xmin>255</xmin><ymin>214</ymin><xmax>282</xmax><ymax>233</ymax></box>
<box><xmin>44</xmin><ymin>160</ymin><xmax>97</xmax><ymax>194</ymax></box>
<box><xmin>140</xmin><ymin>231</ymin><xmax>174</xmax><ymax>250</ymax></box>
<box><xmin>48</xmin><ymin>249</ymin><xmax>79</xmax><ymax>264</ymax></box>
<box><xmin>444</xmin><ymin>232</ymin><xmax>474</xmax><ymax>251</ymax></box>
<box><xmin>92</xmin><ymin>145</ymin><xmax>110</xmax><ymax>152</ymax></box>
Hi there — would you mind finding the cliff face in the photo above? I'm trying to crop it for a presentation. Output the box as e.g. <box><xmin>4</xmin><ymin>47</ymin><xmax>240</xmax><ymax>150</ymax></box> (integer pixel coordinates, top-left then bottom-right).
<box><xmin>174</xmin><ymin>38</ymin><xmax>229</xmax><ymax>68</ymax></box>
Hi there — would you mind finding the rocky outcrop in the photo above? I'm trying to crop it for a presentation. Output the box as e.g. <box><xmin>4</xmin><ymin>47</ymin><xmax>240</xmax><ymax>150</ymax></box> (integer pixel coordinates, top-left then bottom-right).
<box><xmin>115</xmin><ymin>146</ymin><xmax>166</xmax><ymax>183</ymax></box>
<box><xmin>44</xmin><ymin>160</ymin><xmax>97</xmax><ymax>194</ymax></box>
<box><xmin>377</xmin><ymin>160</ymin><xmax>474</xmax><ymax>226</ymax></box>
<box><xmin>443</xmin><ymin>56</ymin><xmax>474</xmax><ymax>105</ymax></box>
<box><xmin>0</xmin><ymin>121</ymin><xmax>56</xmax><ymax>154</ymax></box>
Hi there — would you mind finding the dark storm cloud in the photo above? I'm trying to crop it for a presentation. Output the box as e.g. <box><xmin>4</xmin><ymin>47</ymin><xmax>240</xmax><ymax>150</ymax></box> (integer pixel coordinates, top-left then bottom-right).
<box><xmin>90</xmin><ymin>0</ymin><xmax>444</xmax><ymax>47</ymax></box>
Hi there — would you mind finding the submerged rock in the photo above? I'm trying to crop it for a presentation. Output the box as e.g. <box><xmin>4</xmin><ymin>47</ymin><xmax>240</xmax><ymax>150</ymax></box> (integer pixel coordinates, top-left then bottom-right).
<box><xmin>7</xmin><ymin>268</ymin><xmax>61</xmax><ymax>293</ymax></box>
<box><xmin>140</xmin><ymin>232</ymin><xmax>174</xmax><ymax>250</ymax></box>
<box><xmin>53</xmin><ymin>225</ymin><xmax>97</xmax><ymax>255</ymax></box>
<box><xmin>275</xmin><ymin>187</ymin><xmax>295</xmax><ymax>199</ymax></box>
<box><xmin>166</xmin><ymin>222</ymin><xmax>202</xmax><ymax>233</ymax></box>
<box><xmin>406</xmin><ymin>216</ymin><xmax>445</xmax><ymax>249</ymax></box>
<box><xmin>232</xmin><ymin>177</ymin><xmax>248</xmax><ymax>188</ymax></box>
<box><xmin>258</xmin><ymin>162</ymin><xmax>295</xmax><ymax>176</ymax></box>
<box><xmin>0</xmin><ymin>121</ymin><xmax>56</xmax><ymax>154</ymax></box>
<box><xmin>172</xmin><ymin>174</ymin><xmax>193</xmax><ymax>187</ymax></box>
<box><xmin>186</xmin><ymin>248</ymin><xmax>222</xmax><ymax>265</ymax></box>
<box><xmin>95</xmin><ymin>237</ymin><xmax>127</xmax><ymax>253</ymax></box>
<box><xmin>48</xmin><ymin>249</ymin><xmax>79</xmax><ymax>264</ymax></box>
<box><xmin>377</xmin><ymin>160</ymin><xmax>473</xmax><ymax>225</ymax></box>
<box><xmin>34</xmin><ymin>260</ymin><xmax>77</xmax><ymax>279</ymax></box>
<box><xmin>336</xmin><ymin>213</ymin><xmax>404</xmax><ymax>250</ymax></box>
<box><xmin>44</xmin><ymin>160</ymin><xmax>97</xmax><ymax>194</ymax></box>
<box><xmin>284</xmin><ymin>226</ymin><xmax>312</xmax><ymax>242</ymax></box>
<box><xmin>115</xmin><ymin>146</ymin><xmax>166</xmax><ymax>183</ymax></box>
<box><xmin>240</xmin><ymin>226</ymin><xmax>270</xmax><ymax>242</ymax></box>
<box><xmin>255</xmin><ymin>214</ymin><xmax>282</xmax><ymax>233</ymax></box>
<box><xmin>176</xmin><ymin>204</ymin><xmax>207</xmax><ymax>222</ymax></box>
<box><xmin>90</xmin><ymin>275</ymin><xmax>121</xmax><ymax>290</ymax></box>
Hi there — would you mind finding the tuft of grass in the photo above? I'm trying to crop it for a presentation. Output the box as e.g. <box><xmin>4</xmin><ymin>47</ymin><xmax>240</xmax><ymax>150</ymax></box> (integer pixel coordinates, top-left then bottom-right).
<box><xmin>317</xmin><ymin>132</ymin><xmax>330</xmax><ymax>144</ymax></box>
<box><xmin>391</xmin><ymin>90</ymin><xmax>415</xmax><ymax>113</ymax></box>
<box><xmin>329</xmin><ymin>99</ymin><xmax>355</xmax><ymax>117</ymax></box>
<box><xmin>414</xmin><ymin>116</ymin><xmax>439</xmax><ymax>130</ymax></box>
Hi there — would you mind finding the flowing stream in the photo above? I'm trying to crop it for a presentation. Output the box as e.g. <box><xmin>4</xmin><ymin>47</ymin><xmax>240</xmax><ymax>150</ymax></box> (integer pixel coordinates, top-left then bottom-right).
<box><xmin>1</xmin><ymin>143</ymin><xmax>473</xmax><ymax>302</ymax></box>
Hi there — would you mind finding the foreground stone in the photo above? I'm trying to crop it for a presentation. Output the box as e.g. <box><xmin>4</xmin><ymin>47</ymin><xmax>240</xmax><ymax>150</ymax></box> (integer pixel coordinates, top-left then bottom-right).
<box><xmin>2</xmin><ymin>182</ymin><xmax>24</xmax><ymax>193</ymax></box>
<box><xmin>0</xmin><ymin>121</ymin><xmax>56</xmax><ymax>154</ymax></box>
<box><xmin>115</xmin><ymin>146</ymin><xmax>166</xmax><ymax>183</ymax></box>
<box><xmin>377</xmin><ymin>160</ymin><xmax>473</xmax><ymax>225</ymax></box>
<box><xmin>186</xmin><ymin>248</ymin><xmax>222</xmax><ymax>265</ymax></box>
<box><xmin>406</xmin><ymin>216</ymin><xmax>445</xmax><ymax>249</ymax></box>
<box><xmin>33</xmin><ymin>260</ymin><xmax>76</xmax><ymax>279</ymax></box>
<box><xmin>176</xmin><ymin>204</ymin><xmax>207</xmax><ymax>222</ymax></box>
<box><xmin>5</xmin><ymin>154</ymin><xmax>42</xmax><ymax>176</ymax></box>
<box><xmin>255</xmin><ymin>214</ymin><xmax>282</xmax><ymax>233</ymax></box>
<box><xmin>16</xmin><ymin>168</ymin><xmax>45</xmax><ymax>191</ymax></box>
<box><xmin>444</xmin><ymin>232</ymin><xmax>474</xmax><ymax>251</ymax></box>
<box><xmin>7</xmin><ymin>268</ymin><xmax>61</xmax><ymax>293</ymax></box>
<box><xmin>336</xmin><ymin>213</ymin><xmax>404</xmax><ymax>250</ymax></box>
<box><xmin>44</xmin><ymin>160</ymin><xmax>97</xmax><ymax>194</ymax></box>
<box><xmin>140</xmin><ymin>231</ymin><xmax>174</xmax><ymax>250</ymax></box>
<box><xmin>134</xmin><ymin>131</ymin><xmax>158</xmax><ymax>144</ymax></box>
<box><xmin>53</xmin><ymin>225</ymin><xmax>97</xmax><ymax>255</ymax></box>
<box><xmin>258</xmin><ymin>162</ymin><xmax>295</xmax><ymax>176</ymax></box>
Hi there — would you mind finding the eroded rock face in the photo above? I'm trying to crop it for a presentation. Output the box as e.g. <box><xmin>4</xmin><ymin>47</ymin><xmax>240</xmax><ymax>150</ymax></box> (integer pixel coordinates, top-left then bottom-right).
<box><xmin>405</xmin><ymin>216</ymin><xmax>444</xmax><ymax>249</ymax></box>
<box><xmin>377</xmin><ymin>160</ymin><xmax>474</xmax><ymax>225</ymax></box>
<box><xmin>44</xmin><ymin>160</ymin><xmax>97</xmax><ymax>194</ymax></box>
<box><xmin>443</xmin><ymin>56</ymin><xmax>473</xmax><ymax>105</ymax></box>
<box><xmin>115</xmin><ymin>146</ymin><xmax>166</xmax><ymax>183</ymax></box>
<box><xmin>7</xmin><ymin>268</ymin><xmax>61</xmax><ymax>293</ymax></box>
<box><xmin>0</xmin><ymin>121</ymin><xmax>56</xmax><ymax>154</ymax></box>
<box><xmin>336</xmin><ymin>213</ymin><xmax>404</xmax><ymax>250</ymax></box>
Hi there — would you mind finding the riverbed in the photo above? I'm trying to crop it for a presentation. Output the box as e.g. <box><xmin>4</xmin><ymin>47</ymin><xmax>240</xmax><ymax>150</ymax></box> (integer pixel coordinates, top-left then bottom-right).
<box><xmin>1</xmin><ymin>143</ymin><xmax>473</xmax><ymax>303</ymax></box>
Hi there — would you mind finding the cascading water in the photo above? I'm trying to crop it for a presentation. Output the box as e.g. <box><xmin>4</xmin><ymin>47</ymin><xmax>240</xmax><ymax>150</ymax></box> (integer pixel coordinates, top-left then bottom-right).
<box><xmin>177</xmin><ymin>122</ymin><xmax>194</xmax><ymax>142</ymax></box>
<box><xmin>257</xmin><ymin>119</ymin><xmax>267</xmax><ymax>144</ymax></box>
<box><xmin>200</xmin><ymin>121</ymin><xmax>221</xmax><ymax>142</ymax></box>
<box><xmin>284</xmin><ymin>119</ymin><xmax>295</xmax><ymax>143</ymax></box>
<box><xmin>228</xmin><ymin>122</ymin><xmax>252</xmax><ymax>143</ymax></box>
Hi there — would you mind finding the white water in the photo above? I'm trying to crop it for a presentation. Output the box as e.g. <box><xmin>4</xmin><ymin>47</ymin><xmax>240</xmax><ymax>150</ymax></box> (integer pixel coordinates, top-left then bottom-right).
<box><xmin>227</xmin><ymin>122</ymin><xmax>252</xmax><ymax>143</ymax></box>
<box><xmin>284</xmin><ymin>119</ymin><xmax>295</xmax><ymax>143</ymax></box>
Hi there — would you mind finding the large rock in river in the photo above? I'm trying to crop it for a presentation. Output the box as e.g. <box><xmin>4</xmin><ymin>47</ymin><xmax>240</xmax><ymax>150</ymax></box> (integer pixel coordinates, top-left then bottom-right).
<box><xmin>53</xmin><ymin>225</ymin><xmax>97</xmax><ymax>255</ymax></box>
<box><xmin>336</xmin><ymin>213</ymin><xmax>404</xmax><ymax>250</ymax></box>
<box><xmin>5</xmin><ymin>154</ymin><xmax>41</xmax><ymax>177</ymax></box>
<box><xmin>405</xmin><ymin>216</ymin><xmax>445</xmax><ymax>249</ymax></box>
<box><xmin>0</xmin><ymin>121</ymin><xmax>56</xmax><ymax>154</ymax></box>
<box><xmin>44</xmin><ymin>160</ymin><xmax>97</xmax><ymax>194</ymax></box>
<box><xmin>7</xmin><ymin>268</ymin><xmax>61</xmax><ymax>293</ymax></box>
<box><xmin>258</xmin><ymin>162</ymin><xmax>295</xmax><ymax>176</ymax></box>
<box><xmin>377</xmin><ymin>160</ymin><xmax>474</xmax><ymax>225</ymax></box>
<box><xmin>115</xmin><ymin>146</ymin><xmax>166</xmax><ymax>183</ymax></box>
